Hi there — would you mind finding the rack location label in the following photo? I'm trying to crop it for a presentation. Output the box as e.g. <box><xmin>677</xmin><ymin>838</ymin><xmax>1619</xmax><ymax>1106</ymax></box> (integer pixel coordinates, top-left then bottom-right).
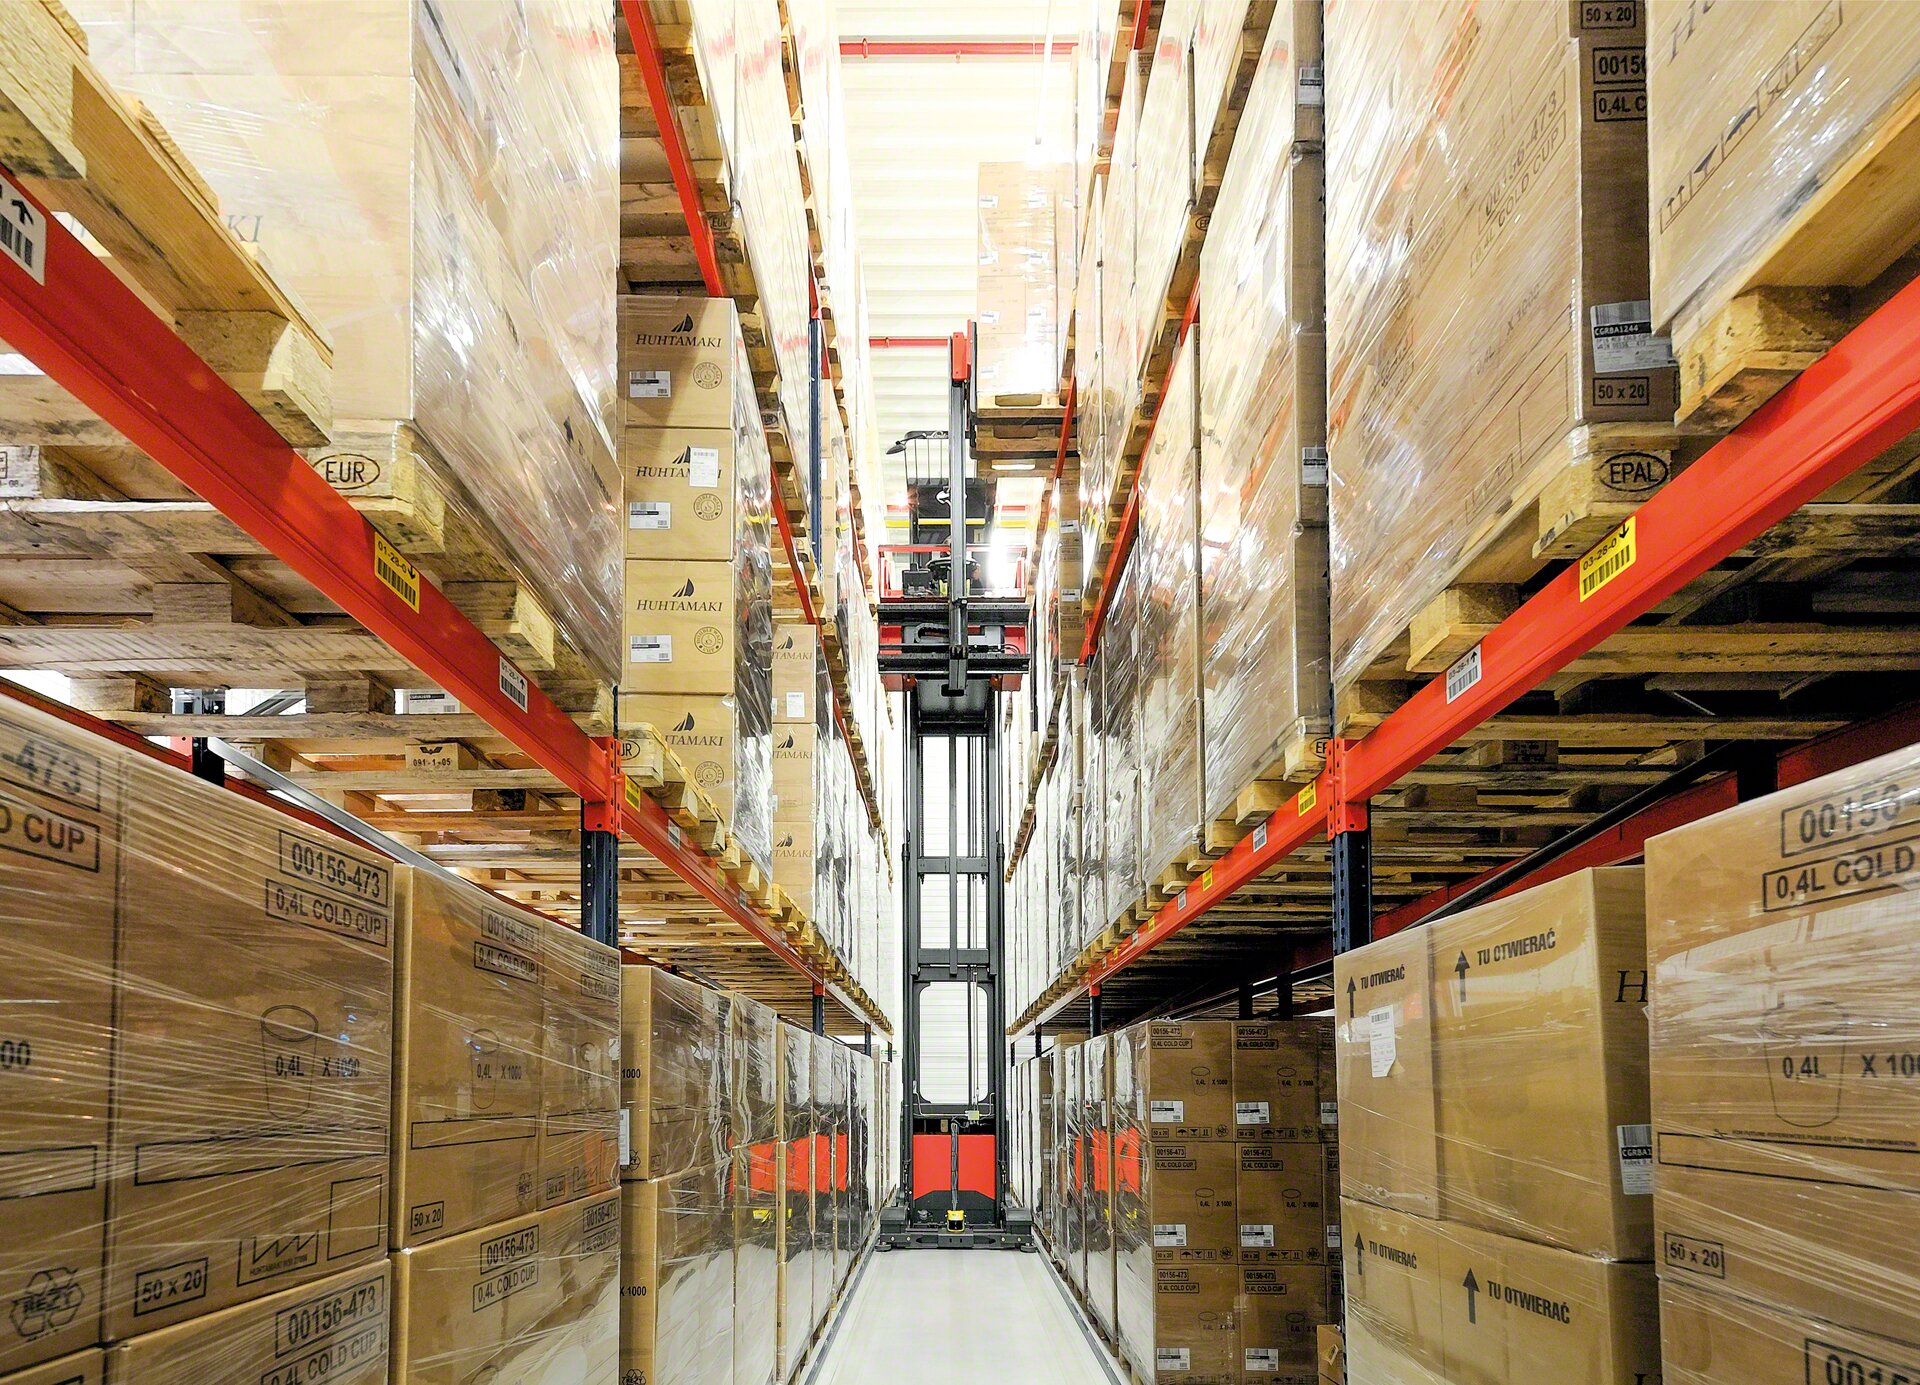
<box><xmin>1578</xmin><ymin>518</ymin><xmax>1637</xmax><ymax>600</ymax></box>
<box><xmin>371</xmin><ymin>531</ymin><xmax>420</xmax><ymax>611</ymax></box>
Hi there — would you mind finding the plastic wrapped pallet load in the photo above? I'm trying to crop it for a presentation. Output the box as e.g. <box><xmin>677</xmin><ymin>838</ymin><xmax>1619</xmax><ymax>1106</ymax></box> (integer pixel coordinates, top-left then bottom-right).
<box><xmin>1098</xmin><ymin>551</ymin><xmax>1143</xmax><ymax>927</ymax></box>
<box><xmin>977</xmin><ymin>161</ymin><xmax>1072</xmax><ymax>402</ymax></box>
<box><xmin>73</xmin><ymin>0</ymin><xmax>624</xmax><ymax>680</ymax></box>
<box><xmin>1197</xmin><ymin>0</ymin><xmax>1329</xmax><ymax>816</ymax></box>
<box><xmin>1324</xmin><ymin>0</ymin><xmax>1676</xmax><ymax>718</ymax></box>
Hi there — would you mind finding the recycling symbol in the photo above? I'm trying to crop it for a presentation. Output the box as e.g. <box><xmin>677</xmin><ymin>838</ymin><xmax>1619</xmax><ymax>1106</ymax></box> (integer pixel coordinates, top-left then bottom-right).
<box><xmin>11</xmin><ymin>1267</ymin><xmax>82</xmax><ymax>1338</ymax></box>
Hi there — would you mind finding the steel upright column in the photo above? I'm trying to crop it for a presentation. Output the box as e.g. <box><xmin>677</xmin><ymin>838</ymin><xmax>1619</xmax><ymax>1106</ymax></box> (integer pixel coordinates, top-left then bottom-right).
<box><xmin>1329</xmin><ymin>739</ymin><xmax>1374</xmax><ymax>955</ymax></box>
<box><xmin>813</xmin><ymin>986</ymin><xmax>827</xmax><ymax>1035</ymax></box>
<box><xmin>580</xmin><ymin>826</ymin><xmax>619</xmax><ymax>947</ymax></box>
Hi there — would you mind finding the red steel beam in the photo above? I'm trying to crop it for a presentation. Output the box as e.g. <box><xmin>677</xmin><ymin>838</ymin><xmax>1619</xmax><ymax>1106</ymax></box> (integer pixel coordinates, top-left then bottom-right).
<box><xmin>840</xmin><ymin>39</ymin><xmax>1077</xmax><ymax>58</ymax></box>
<box><xmin>622</xmin><ymin>0</ymin><xmax>724</xmax><ymax>297</ymax></box>
<box><xmin>869</xmin><ymin>336</ymin><xmax>953</xmax><ymax>349</ymax></box>
<box><xmin>1019</xmin><ymin>270</ymin><xmax>1920</xmax><ymax>1035</ymax></box>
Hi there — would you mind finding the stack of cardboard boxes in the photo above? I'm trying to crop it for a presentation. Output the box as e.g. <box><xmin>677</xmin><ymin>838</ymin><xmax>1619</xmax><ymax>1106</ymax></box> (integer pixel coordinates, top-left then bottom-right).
<box><xmin>619</xmin><ymin>968</ymin><xmax>878</xmax><ymax>1385</ymax></box>
<box><xmin>389</xmin><ymin>867</ymin><xmax>623</xmax><ymax>1379</ymax></box>
<box><xmin>975</xmin><ymin>161</ymin><xmax>1076</xmax><ymax>402</ymax></box>
<box><xmin>618</xmin><ymin>295</ymin><xmax>776</xmax><ymax>879</ymax></box>
<box><xmin>770</xmin><ymin>624</ymin><xmax>825</xmax><ymax>914</ymax></box>
<box><xmin>0</xmin><ymin>695</ymin><xmax>623</xmax><ymax>1384</ymax></box>
<box><xmin>1644</xmin><ymin>750</ymin><xmax>1920</xmax><ymax>1381</ymax></box>
<box><xmin>1332</xmin><ymin>869</ymin><xmax>1661</xmax><ymax>1384</ymax></box>
<box><xmin>1049</xmin><ymin>1019</ymin><xmax>1338</xmax><ymax>1385</ymax></box>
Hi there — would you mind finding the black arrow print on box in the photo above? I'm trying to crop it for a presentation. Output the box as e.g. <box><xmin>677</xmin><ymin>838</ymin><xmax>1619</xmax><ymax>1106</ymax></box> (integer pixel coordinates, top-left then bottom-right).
<box><xmin>1353</xmin><ymin>1236</ymin><xmax>1365</xmax><ymax>1277</ymax></box>
<box><xmin>1346</xmin><ymin>978</ymin><xmax>1357</xmax><ymax>1019</ymax></box>
<box><xmin>10</xmin><ymin>198</ymin><xmax>31</xmax><ymax>225</ymax></box>
<box><xmin>1455</xmin><ymin>951</ymin><xmax>1470</xmax><ymax>1004</ymax></box>
<box><xmin>1463</xmin><ymin>1269</ymin><xmax>1480</xmax><ymax>1324</ymax></box>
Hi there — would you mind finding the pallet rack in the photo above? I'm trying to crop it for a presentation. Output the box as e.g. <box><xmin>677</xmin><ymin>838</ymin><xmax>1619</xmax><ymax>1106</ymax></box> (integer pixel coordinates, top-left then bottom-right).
<box><xmin>1011</xmin><ymin>268</ymin><xmax>1920</xmax><ymax>1037</ymax></box>
<box><xmin>0</xmin><ymin>16</ymin><xmax>884</xmax><ymax>1034</ymax></box>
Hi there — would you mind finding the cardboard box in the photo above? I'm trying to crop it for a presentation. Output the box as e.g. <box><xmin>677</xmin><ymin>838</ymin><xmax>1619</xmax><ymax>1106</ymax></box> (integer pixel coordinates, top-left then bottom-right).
<box><xmin>620</xmin><ymin>693</ymin><xmax>763</xmax><ymax>824</ymax></box>
<box><xmin>1233</xmin><ymin>1021</ymin><xmax>1333</xmax><ymax>1142</ymax></box>
<box><xmin>735</xmin><ymin>1139</ymin><xmax>780</xmax><ymax>1385</ymax></box>
<box><xmin>1316</xmin><ymin>1322</ymin><xmax>1345</xmax><ymax>1383</ymax></box>
<box><xmin>620</xmin><ymin>1164</ymin><xmax>734</xmax><ymax>1385</ymax></box>
<box><xmin>1237</xmin><ymin>1142</ymin><xmax>1329</xmax><ymax>1267</ymax></box>
<box><xmin>1432</xmin><ymin>868</ymin><xmax>1651</xmax><ymax>1258</ymax></box>
<box><xmin>391</xmin><ymin>869</ymin><xmax>543</xmax><ymax>1247</ymax></box>
<box><xmin>1658</xmin><ymin>1276</ymin><xmax>1920</xmax><ymax>1385</ymax></box>
<box><xmin>1340</xmin><ymin>1199</ymin><xmax>1658</xmax><ymax>1384</ymax></box>
<box><xmin>0</xmin><ymin>1350</ymin><xmax>104</xmax><ymax>1385</ymax></box>
<box><xmin>0</xmin><ymin>703</ymin><xmax>115</xmax><ymax>1372</ymax></box>
<box><xmin>619</xmin><ymin>967</ymin><xmax>731</xmax><ymax>1182</ymax></box>
<box><xmin>620</xmin><ymin>296</ymin><xmax>739</xmax><ymax>431</ymax></box>
<box><xmin>1146</xmin><ymin>1141</ymin><xmax>1238</xmax><ymax>1267</ymax></box>
<box><xmin>1144</xmin><ymin>1022</ymin><xmax>1237</xmax><ymax>1141</ymax></box>
<box><xmin>772</xmin><ymin>624</ymin><xmax>818</xmax><ymax>726</ymax></box>
<box><xmin>1645</xmin><ymin>747</ymin><xmax>1920</xmax><ymax>1340</ymax></box>
<box><xmin>623</xmin><ymin>425</ymin><xmax>737</xmax><ymax>562</ymax></box>
<box><xmin>395</xmin><ymin>1193</ymin><xmax>618</xmax><ymax>1382</ymax></box>
<box><xmin>108</xmin><ymin>763</ymin><xmax>394</xmax><ymax>1339</ymax></box>
<box><xmin>623</xmin><ymin>559</ymin><xmax>743</xmax><ymax>695</ymax></box>
<box><xmin>1333</xmin><ymin>929</ymin><xmax>1438</xmax><ymax>1216</ymax></box>
<box><xmin>771</xmin><ymin>723</ymin><xmax>817</xmax><ymax>826</ymax></box>
<box><xmin>1238</xmin><ymin>1264</ymin><xmax>1329</xmax><ymax>1382</ymax></box>
<box><xmin>107</xmin><ymin>1263</ymin><xmax>388</xmax><ymax>1385</ymax></box>
<box><xmin>770</xmin><ymin>818</ymin><xmax>817</xmax><ymax>920</ymax></box>
<box><xmin>1147</xmin><ymin>1265</ymin><xmax>1240</xmax><ymax>1385</ymax></box>
<box><xmin>539</xmin><ymin>920</ymin><xmax>622</xmax><ymax>1209</ymax></box>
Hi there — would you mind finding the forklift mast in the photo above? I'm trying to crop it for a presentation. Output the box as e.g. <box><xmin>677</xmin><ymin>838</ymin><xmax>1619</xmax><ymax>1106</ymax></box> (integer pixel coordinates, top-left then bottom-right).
<box><xmin>877</xmin><ymin>329</ymin><xmax>1031</xmax><ymax>1249</ymax></box>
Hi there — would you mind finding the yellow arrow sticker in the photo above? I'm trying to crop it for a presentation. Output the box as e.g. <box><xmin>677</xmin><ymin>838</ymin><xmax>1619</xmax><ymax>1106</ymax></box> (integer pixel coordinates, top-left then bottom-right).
<box><xmin>1296</xmin><ymin>781</ymin><xmax>1318</xmax><ymax>815</ymax></box>
<box><xmin>371</xmin><ymin>530</ymin><xmax>420</xmax><ymax>611</ymax></box>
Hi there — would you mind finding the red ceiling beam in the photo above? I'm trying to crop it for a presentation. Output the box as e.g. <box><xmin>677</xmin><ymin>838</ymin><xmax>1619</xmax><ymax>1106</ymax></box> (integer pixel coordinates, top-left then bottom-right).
<box><xmin>841</xmin><ymin>39</ymin><xmax>1077</xmax><ymax>59</ymax></box>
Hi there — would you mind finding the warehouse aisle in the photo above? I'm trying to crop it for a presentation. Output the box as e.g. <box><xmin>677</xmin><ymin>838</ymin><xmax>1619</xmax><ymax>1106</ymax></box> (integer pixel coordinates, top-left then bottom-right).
<box><xmin>811</xmin><ymin>1251</ymin><xmax>1122</xmax><ymax>1385</ymax></box>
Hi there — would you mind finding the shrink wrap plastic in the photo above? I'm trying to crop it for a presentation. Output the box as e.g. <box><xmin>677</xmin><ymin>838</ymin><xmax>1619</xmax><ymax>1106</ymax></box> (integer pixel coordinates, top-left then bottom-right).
<box><xmin>0</xmin><ymin>696</ymin><xmax>392</xmax><ymax>1366</ymax></box>
<box><xmin>1063</xmin><ymin>1041</ymin><xmax>1090</xmax><ymax>1294</ymax></box>
<box><xmin>1099</xmin><ymin>554</ymin><xmax>1142</xmax><ymax>928</ymax></box>
<box><xmin>1131</xmin><ymin>7</ymin><xmax>1195</xmax><ymax>380</ymax></box>
<box><xmin>1074</xmin><ymin>188</ymin><xmax>1107</xmax><ymax>595</ymax></box>
<box><xmin>1077</xmin><ymin>664</ymin><xmax>1107</xmax><ymax>949</ymax></box>
<box><xmin>775</xmin><ymin>1026</ymin><xmax>813</xmax><ymax>1381</ymax></box>
<box><xmin>1073</xmin><ymin>0</ymin><xmax>1124</xmax><ymax>218</ymax></box>
<box><xmin>1324</xmin><ymin>1</ymin><xmax>1671</xmax><ymax>696</ymax></box>
<box><xmin>1085</xmin><ymin>1035</ymin><xmax>1118</xmax><ymax>1340</ymax></box>
<box><xmin>1198</xmin><ymin>1</ymin><xmax>1328</xmax><ymax>823</ymax></box>
<box><xmin>976</xmin><ymin>162</ymin><xmax>1073</xmax><ymax>401</ymax></box>
<box><xmin>807</xmin><ymin>1039</ymin><xmax>835</xmax><ymax>1326</ymax></box>
<box><xmin>732</xmin><ymin>1000</ymin><xmax>780</xmax><ymax>1385</ymax></box>
<box><xmin>1647</xmin><ymin>0</ymin><xmax>1920</xmax><ymax>344</ymax></box>
<box><xmin>1097</xmin><ymin>51</ymin><xmax>1146</xmax><ymax>516</ymax></box>
<box><xmin>1645</xmin><ymin>746</ymin><xmax>1920</xmax><ymax>1359</ymax></box>
<box><xmin>621</xmin><ymin>966</ymin><xmax>733</xmax><ymax>1183</ymax></box>
<box><xmin>1137</xmin><ymin>335</ymin><xmax>1203</xmax><ymax>883</ymax></box>
<box><xmin>73</xmin><ymin>0</ymin><xmax>623</xmax><ymax>680</ymax></box>
<box><xmin>621</xmin><ymin>1161</ymin><xmax>735</xmax><ymax>1385</ymax></box>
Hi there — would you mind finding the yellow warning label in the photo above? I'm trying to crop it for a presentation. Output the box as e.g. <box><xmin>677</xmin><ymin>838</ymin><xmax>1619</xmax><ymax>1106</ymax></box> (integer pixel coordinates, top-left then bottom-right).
<box><xmin>624</xmin><ymin>776</ymin><xmax>643</xmax><ymax>812</ymax></box>
<box><xmin>372</xmin><ymin>531</ymin><xmax>420</xmax><ymax>611</ymax></box>
<box><xmin>1577</xmin><ymin>518</ymin><xmax>1636</xmax><ymax>601</ymax></box>
<box><xmin>1200</xmin><ymin>869</ymin><xmax>1215</xmax><ymax>893</ymax></box>
<box><xmin>1296</xmin><ymin>781</ymin><xmax>1318</xmax><ymax>815</ymax></box>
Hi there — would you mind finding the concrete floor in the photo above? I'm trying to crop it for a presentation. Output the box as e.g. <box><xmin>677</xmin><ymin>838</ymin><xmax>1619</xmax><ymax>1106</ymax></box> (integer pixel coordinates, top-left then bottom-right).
<box><xmin>810</xmin><ymin>1250</ymin><xmax>1122</xmax><ymax>1385</ymax></box>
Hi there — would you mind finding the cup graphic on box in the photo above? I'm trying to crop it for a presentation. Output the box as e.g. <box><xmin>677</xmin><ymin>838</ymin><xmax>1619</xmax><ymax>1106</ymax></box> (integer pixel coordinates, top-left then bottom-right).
<box><xmin>260</xmin><ymin>1004</ymin><xmax>320</xmax><ymax>1118</ymax></box>
<box><xmin>470</xmin><ymin>1028</ymin><xmax>502</xmax><ymax>1111</ymax></box>
<box><xmin>1763</xmin><ymin>994</ymin><xmax>1850</xmax><ymax>1129</ymax></box>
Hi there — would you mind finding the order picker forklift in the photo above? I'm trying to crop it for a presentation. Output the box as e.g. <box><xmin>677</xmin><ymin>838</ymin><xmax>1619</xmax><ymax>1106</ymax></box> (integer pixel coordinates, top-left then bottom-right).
<box><xmin>876</xmin><ymin>329</ymin><xmax>1032</xmax><ymax>1249</ymax></box>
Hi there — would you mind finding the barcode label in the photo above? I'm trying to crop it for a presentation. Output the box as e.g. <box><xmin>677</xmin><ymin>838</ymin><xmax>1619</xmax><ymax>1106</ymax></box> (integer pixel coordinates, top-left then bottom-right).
<box><xmin>1445</xmin><ymin>645</ymin><xmax>1483</xmax><ymax>703</ymax></box>
<box><xmin>629</xmin><ymin>635</ymin><xmax>673</xmax><ymax>664</ymax></box>
<box><xmin>685</xmin><ymin>446</ymin><xmax>721</xmax><ymax>488</ymax></box>
<box><xmin>1149</xmin><ymin>1099</ymin><xmax>1185</xmax><ymax>1123</ymax></box>
<box><xmin>1302</xmin><ymin>445</ymin><xmax>1329</xmax><ymax>486</ymax></box>
<box><xmin>1617</xmin><ymin>1123</ymin><xmax>1653</xmax><ymax>1194</ymax></box>
<box><xmin>785</xmin><ymin>691</ymin><xmax>806</xmax><ymax>719</ymax></box>
<box><xmin>0</xmin><ymin>176</ymin><xmax>47</xmax><ymax>285</ymax></box>
<box><xmin>627</xmin><ymin>369</ymin><xmax>671</xmax><ymax>399</ymax></box>
<box><xmin>1590</xmin><ymin>300</ymin><xmax>1674</xmax><ymax>373</ymax></box>
<box><xmin>1241</xmin><ymin>1224</ymin><xmax>1276</xmax><ymax>1249</ymax></box>
<box><xmin>1235</xmin><ymin>1101</ymin><xmax>1269</xmax><ymax>1126</ymax></box>
<box><xmin>629</xmin><ymin>501</ymin><xmax>671</xmax><ymax>530</ymax></box>
<box><xmin>1157</xmin><ymin>1348</ymin><xmax>1191</xmax><ymax>1371</ymax></box>
<box><xmin>1297</xmin><ymin>64</ymin><xmax>1325</xmax><ymax>107</ymax></box>
<box><xmin>1153</xmin><ymin>1224</ymin><xmax>1188</xmax><ymax>1248</ymax></box>
<box><xmin>498</xmin><ymin>658</ymin><xmax>529</xmax><ymax>713</ymax></box>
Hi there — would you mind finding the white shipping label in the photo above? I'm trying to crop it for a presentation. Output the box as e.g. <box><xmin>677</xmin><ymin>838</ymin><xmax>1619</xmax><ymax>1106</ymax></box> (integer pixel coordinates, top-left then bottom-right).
<box><xmin>1297</xmin><ymin>64</ymin><xmax>1325</xmax><ymax>107</ymax></box>
<box><xmin>1241</xmin><ymin>1224</ymin><xmax>1276</xmax><ymax>1249</ymax></box>
<box><xmin>1235</xmin><ymin>1101</ymin><xmax>1270</xmax><ymax>1126</ymax></box>
<box><xmin>629</xmin><ymin>501</ymin><xmax>671</xmax><ymax>531</ymax></box>
<box><xmin>1153</xmin><ymin>1223</ymin><xmax>1188</xmax><ymax>1248</ymax></box>
<box><xmin>1157</xmin><ymin>1348</ymin><xmax>1192</xmax><ymax>1373</ymax></box>
<box><xmin>497</xmin><ymin>658</ymin><xmax>529</xmax><ymax>713</ymax></box>
<box><xmin>1320</xmin><ymin>1100</ymin><xmax>1340</xmax><ymax>1127</ymax></box>
<box><xmin>1617</xmin><ymin>1123</ymin><xmax>1654</xmax><ymax>1195</ymax></box>
<box><xmin>1368</xmin><ymin>1005</ymin><xmax>1397</xmax><ymax>1078</ymax></box>
<box><xmin>618</xmin><ymin>1109</ymin><xmax>632</xmax><ymax>1166</ymax></box>
<box><xmin>1326</xmin><ymin>1222</ymin><xmax>1342</xmax><ymax>1249</ymax></box>
<box><xmin>627</xmin><ymin>368</ymin><xmax>672</xmax><ymax>399</ymax></box>
<box><xmin>1446</xmin><ymin>645</ymin><xmax>1483</xmax><ymax>703</ymax></box>
<box><xmin>1149</xmin><ymin>1099</ymin><xmax>1186</xmax><ymax>1123</ymax></box>
<box><xmin>1590</xmin><ymin>301</ymin><xmax>1675</xmax><ymax>373</ymax></box>
<box><xmin>685</xmin><ymin>446</ymin><xmax>721</xmax><ymax>488</ymax></box>
<box><xmin>785</xmin><ymin>691</ymin><xmax>807</xmax><ymax>719</ymax></box>
<box><xmin>629</xmin><ymin>634</ymin><xmax>674</xmax><ymax>664</ymax></box>
<box><xmin>1245</xmin><ymin>1348</ymin><xmax>1280</xmax><ymax>1373</ymax></box>
<box><xmin>0</xmin><ymin>175</ymin><xmax>48</xmax><ymax>285</ymax></box>
<box><xmin>1302</xmin><ymin>445</ymin><xmax>1329</xmax><ymax>486</ymax></box>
